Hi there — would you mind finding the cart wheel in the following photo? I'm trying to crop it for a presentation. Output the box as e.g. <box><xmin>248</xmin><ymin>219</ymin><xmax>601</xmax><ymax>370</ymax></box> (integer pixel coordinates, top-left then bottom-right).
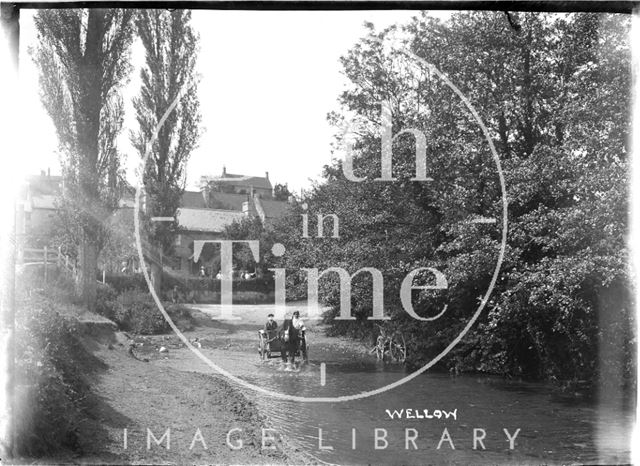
<box><xmin>390</xmin><ymin>332</ymin><xmax>406</xmax><ymax>363</ymax></box>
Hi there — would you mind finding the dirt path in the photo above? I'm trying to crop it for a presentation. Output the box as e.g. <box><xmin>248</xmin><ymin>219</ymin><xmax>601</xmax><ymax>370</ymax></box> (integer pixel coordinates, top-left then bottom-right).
<box><xmin>74</xmin><ymin>332</ymin><xmax>310</xmax><ymax>465</ymax></box>
<box><xmin>68</xmin><ymin>303</ymin><xmax>371</xmax><ymax>465</ymax></box>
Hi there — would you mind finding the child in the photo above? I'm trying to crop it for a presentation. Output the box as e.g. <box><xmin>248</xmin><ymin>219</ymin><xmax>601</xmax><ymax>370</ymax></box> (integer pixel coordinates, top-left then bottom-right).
<box><xmin>264</xmin><ymin>313</ymin><xmax>278</xmax><ymax>338</ymax></box>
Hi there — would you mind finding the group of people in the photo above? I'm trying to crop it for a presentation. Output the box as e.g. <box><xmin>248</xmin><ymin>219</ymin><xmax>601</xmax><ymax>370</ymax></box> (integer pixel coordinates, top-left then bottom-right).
<box><xmin>199</xmin><ymin>266</ymin><xmax>256</xmax><ymax>280</ymax></box>
<box><xmin>264</xmin><ymin>311</ymin><xmax>307</xmax><ymax>364</ymax></box>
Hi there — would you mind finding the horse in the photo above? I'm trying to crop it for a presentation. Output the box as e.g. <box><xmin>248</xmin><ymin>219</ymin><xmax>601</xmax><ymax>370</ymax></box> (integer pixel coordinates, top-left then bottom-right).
<box><xmin>279</xmin><ymin>318</ymin><xmax>301</xmax><ymax>364</ymax></box>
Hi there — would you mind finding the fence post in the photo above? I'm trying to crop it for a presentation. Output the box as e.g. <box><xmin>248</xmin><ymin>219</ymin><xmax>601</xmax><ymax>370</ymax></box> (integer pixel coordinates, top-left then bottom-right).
<box><xmin>43</xmin><ymin>246</ymin><xmax>48</xmax><ymax>284</ymax></box>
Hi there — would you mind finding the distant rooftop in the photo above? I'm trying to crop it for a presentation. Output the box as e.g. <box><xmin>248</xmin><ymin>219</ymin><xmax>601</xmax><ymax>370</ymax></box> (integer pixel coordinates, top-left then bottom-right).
<box><xmin>203</xmin><ymin>166</ymin><xmax>273</xmax><ymax>191</ymax></box>
<box><xmin>180</xmin><ymin>190</ymin><xmax>207</xmax><ymax>209</ymax></box>
<box><xmin>26</xmin><ymin>172</ymin><xmax>62</xmax><ymax>196</ymax></box>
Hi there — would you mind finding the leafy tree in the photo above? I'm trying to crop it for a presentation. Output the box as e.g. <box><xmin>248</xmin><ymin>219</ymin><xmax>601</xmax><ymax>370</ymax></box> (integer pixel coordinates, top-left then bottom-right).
<box><xmin>33</xmin><ymin>9</ymin><xmax>135</xmax><ymax>310</ymax></box>
<box><xmin>273</xmin><ymin>12</ymin><xmax>632</xmax><ymax>388</ymax></box>
<box><xmin>131</xmin><ymin>9</ymin><xmax>201</xmax><ymax>293</ymax></box>
<box><xmin>223</xmin><ymin>216</ymin><xmax>278</xmax><ymax>276</ymax></box>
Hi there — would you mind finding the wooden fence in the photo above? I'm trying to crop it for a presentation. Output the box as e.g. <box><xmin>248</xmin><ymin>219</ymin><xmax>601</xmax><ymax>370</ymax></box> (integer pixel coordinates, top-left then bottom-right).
<box><xmin>18</xmin><ymin>242</ymin><xmax>172</xmax><ymax>285</ymax></box>
<box><xmin>18</xmin><ymin>246</ymin><xmax>108</xmax><ymax>285</ymax></box>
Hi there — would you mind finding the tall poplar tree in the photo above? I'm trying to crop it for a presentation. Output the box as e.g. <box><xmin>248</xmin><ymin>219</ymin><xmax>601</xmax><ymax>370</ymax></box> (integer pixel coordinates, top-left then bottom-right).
<box><xmin>131</xmin><ymin>9</ymin><xmax>201</xmax><ymax>293</ymax></box>
<box><xmin>34</xmin><ymin>9</ymin><xmax>135</xmax><ymax>310</ymax></box>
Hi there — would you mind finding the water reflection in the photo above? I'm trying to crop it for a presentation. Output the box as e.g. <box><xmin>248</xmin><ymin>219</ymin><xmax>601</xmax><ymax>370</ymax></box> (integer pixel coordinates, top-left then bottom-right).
<box><xmin>241</xmin><ymin>363</ymin><xmax>632</xmax><ymax>465</ymax></box>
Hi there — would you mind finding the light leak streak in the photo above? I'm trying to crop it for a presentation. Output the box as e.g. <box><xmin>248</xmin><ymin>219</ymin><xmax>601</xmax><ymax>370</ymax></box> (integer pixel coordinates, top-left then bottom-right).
<box><xmin>320</xmin><ymin>363</ymin><xmax>326</xmax><ymax>386</ymax></box>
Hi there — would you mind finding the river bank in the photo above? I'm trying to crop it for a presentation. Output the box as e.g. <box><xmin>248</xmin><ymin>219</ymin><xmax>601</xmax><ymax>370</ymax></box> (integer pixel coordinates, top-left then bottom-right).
<box><xmin>132</xmin><ymin>303</ymin><xmax>633</xmax><ymax>466</ymax></box>
<box><xmin>21</xmin><ymin>299</ymin><xmax>631</xmax><ymax>465</ymax></box>
<box><xmin>77</xmin><ymin>338</ymin><xmax>312</xmax><ymax>465</ymax></box>
<box><xmin>18</xmin><ymin>310</ymin><xmax>312</xmax><ymax>465</ymax></box>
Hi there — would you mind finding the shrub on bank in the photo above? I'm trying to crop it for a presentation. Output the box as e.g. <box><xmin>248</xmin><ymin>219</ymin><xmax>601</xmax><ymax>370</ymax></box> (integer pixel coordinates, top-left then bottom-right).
<box><xmin>112</xmin><ymin>289</ymin><xmax>170</xmax><ymax>335</ymax></box>
<box><xmin>95</xmin><ymin>283</ymin><xmax>119</xmax><ymax>321</ymax></box>
<box><xmin>95</xmin><ymin>283</ymin><xmax>197</xmax><ymax>333</ymax></box>
<box><xmin>14</xmin><ymin>294</ymin><xmax>99</xmax><ymax>457</ymax></box>
<box><xmin>94</xmin><ymin>284</ymin><xmax>169</xmax><ymax>335</ymax></box>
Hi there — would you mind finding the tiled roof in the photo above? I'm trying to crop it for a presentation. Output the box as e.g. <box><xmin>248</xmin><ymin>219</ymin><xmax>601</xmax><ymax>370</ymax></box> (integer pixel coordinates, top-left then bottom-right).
<box><xmin>176</xmin><ymin>208</ymin><xmax>245</xmax><ymax>233</ymax></box>
<box><xmin>211</xmin><ymin>173</ymin><xmax>272</xmax><ymax>190</ymax></box>
<box><xmin>260</xmin><ymin>199</ymin><xmax>289</xmax><ymax>219</ymax></box>
<box><xmin>208</xmin><ymin>192</ymin><xmax>247</xmax><ymax>210</ymax></box>
<box><xmin>180</xmin><ymin>190</ymin><xmax>207</xmax><ymax>209</ymax></box>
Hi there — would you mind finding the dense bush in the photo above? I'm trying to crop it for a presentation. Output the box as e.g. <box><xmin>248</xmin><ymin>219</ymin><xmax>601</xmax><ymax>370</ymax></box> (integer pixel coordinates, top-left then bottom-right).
<box><xmin>14</xmin><ymin>293</ymin><xmax>101</xmax><ymax>456</ymax></box>
<box><xmin>95</xmin><ymin>282</ymin><xmax>197</xmax><ymax>333</ymax></box>
<box><xmin>112</xmin><ymin>289</ymin><xmax>170</xmax><ymax>335</ymax></box>
<box><xmin>95</xmin><ymin>283</ymin><xmax>119</xmax><ymax>321</ymax></box>
<box><xmin>94</xmin><ymin>281</ymin><xmax>165</xmax><ymax>334</ymax></box>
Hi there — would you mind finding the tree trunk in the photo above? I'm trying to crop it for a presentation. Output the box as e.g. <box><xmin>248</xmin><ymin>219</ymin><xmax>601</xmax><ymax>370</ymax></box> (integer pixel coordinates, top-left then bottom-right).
<box><xmin>76</xmin><ymin>235</ymin><xmax>98</xmax><ymax>312</ymax></box>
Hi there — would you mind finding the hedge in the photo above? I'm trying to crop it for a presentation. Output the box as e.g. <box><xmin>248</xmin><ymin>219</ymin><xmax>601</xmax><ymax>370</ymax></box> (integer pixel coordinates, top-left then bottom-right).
<box><xmin>103</xmin><ymin>272</ymin><xmax>274</xmax><ymax>295</ymax></box>
<box><xmin>162</xmin><ymin>273</ymin><xmax>274</xmax><ymax>294</ymax></box>
<box><xmin>101</xmin><ymin>273</ymin><xmax>147</xmax><ymax>293</ymax></box>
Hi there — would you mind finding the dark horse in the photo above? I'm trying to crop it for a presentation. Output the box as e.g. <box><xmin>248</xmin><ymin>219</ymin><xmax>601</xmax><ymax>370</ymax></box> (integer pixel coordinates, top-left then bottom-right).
<box><xmin>279</xmin><ymin>319</ymin><xmax>306</xmax><ymax>364</ymax></box>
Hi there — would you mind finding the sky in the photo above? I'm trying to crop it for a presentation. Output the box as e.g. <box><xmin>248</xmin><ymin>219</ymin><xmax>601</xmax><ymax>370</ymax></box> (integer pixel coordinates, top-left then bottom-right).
<box><xmin>18</xmin><ymin>9</ymin><xmax>451</xmax><ymax>193</ymax></box>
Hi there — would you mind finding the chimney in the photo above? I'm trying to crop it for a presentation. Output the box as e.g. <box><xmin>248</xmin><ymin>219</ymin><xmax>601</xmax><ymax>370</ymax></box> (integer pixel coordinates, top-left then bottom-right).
<box><xmin>222</xmin><ymin>165</ymin><xmax>227</xmax><ymax>176</ymax></box>
<box><xmin>265</xmin><ymin>171</ymin><xmax>269</xmax><ymax>181</ymax></box>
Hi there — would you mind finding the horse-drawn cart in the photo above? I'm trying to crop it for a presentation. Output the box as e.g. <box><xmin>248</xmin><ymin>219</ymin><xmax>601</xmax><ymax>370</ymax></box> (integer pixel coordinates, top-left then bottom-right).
<box><xmin>258</xmin><ymin>329</ymin><xmax>308</xmax><ymax>362</ymax></box>
<box><xmin>258</xmin><ymin>329</ymin><xmax>279</xmax><ymax>359</ymax></box>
